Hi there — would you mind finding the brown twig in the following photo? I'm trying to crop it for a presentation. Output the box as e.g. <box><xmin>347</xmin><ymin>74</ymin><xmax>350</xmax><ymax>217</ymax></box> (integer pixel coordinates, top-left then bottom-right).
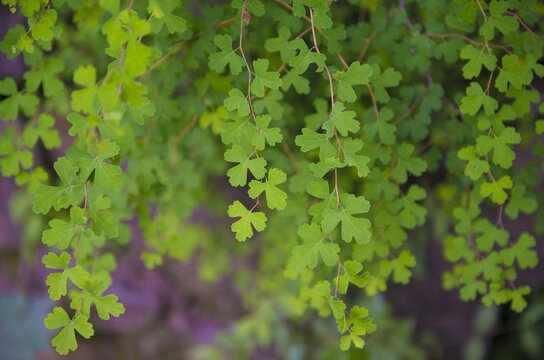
<box><xmin>424</xmin><ymin>33</ymin><xmax>512</xmax><ymax>54</ymax></box>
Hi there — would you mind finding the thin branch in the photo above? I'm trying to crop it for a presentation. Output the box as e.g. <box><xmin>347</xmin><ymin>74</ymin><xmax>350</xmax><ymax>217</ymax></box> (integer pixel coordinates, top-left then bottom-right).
<box><xmin>424</xmin><ymin>33</ymin><xmax>512</xmax><ymax>54</ymax></box>
<box><xmin>238</xmin><ymin>0</ymin><xmax>256</xmax><ymax>120</ymax></box>
<box><xmin>73</xmin><ymin>182</ymin><xmax>88</xmax><ymax>266</ymax></box>
<box><xmin>282</xmin><ymin>141</ymin><xmax>301</xmax><ymax>173</ymax></box>
<box><xmin>140</xmin><ymin>17</ymin><xmax>237</xmax><ymax>79</ymax></box>
<box><xmin>393</xmin><ymin>87</ymin><xmax>429</xmax><ymax>124</ymax></box>
<box><xmin>366</xmin><ymin>83</ymin><xmax>379</xmax><ymax>119</ymax></box>
<box><xmin>506</xmin><ymin>10</ymin><xmax>538</xmax><ymax>38</ymax></box>
<box><xmin>357</xmin><ymin>30</ymin><xmax>378</xmax><ymax>61</ymax></box>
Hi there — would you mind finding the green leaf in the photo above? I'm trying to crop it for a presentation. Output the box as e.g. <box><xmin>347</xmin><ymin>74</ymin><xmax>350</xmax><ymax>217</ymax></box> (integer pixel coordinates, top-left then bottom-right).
<box><xmin>67</xmin><ymin>113</ymin><xmax>94</xmax><ymax>138</ymax></box>
<box><xmin>362</xmin><ymin>107</ymin><xmax>396</xmax><ymax>145</ymax></box>
<box><xmin>536</xmin><ymin>120</ymin><xmax>544</xmax><ymax>135</ymax></box>
<box><xmin>42</xmin><ymin>207</ymin><xmax>89</xmax><ymax>250</ymax></box>
<box><xmin>369</xmin><ymin>66</ymin><xmax>402</xmax><ymax>103</ymax></box>
<box><xmin>453</xmin><ymin>203</ymin><xmax>480</xmax><ymax>235</ymax></box>
<box><xmin>71</xmin><ymin>65</ymin><xmax>97</xmax><ymax>113</ymax></box>
<box><xmin>224</xmin><ymin>88</ymin><xmax>250</xmax><ymax>117</ymax></box>
<box><xmin>473</xmin><ymin>219</ymin><xmax>509</xmax><ymax>252</ymax></box>
<box><xmin>46</xmin><ymin>265</ymin><xmax>89</xmax><ymax>301</ymax></box>
<box><xmin>224</xmin><ymin>145</ymin><xmax>267</xmax><ymax>186</ymax></box>
<box><xmin>321</xmin><ymin>193</ymin><xmax>371</xmax><ymax>244</ymax></box>
<box><xmin>510</xmin><ymin>286</ymin><xmax>531</xmax><ymax>313</ymax></box>
<box><xmin>23</xmin><ymin>113</ymin><xmax>61</xmax><ymax>149</ymax></box>
<box><xmin>309</xmin><ymin>156</ymin><xmax>346</xmax><ymax>178</ymax></box>
<box><xmin>335</xmin><ymin>260</ymin><xmax>370</xmax><ymax>294</ymax></box>
<box><xmin>251</xmin><ymin>59</ymin><xmax>282</xmax><ymax>97</ymax></box>
<box><xmin>458</xmin><ymin>146</ymin><xmax>489</xmax><ymax>180</ymax></box>
<box><xmin>251</xmin><ymin>114</ymin><xmax>282</xmax><ymax>150</ymax></box>
<box><xmin>342</xmin><ymin>138</ymin><xmax>370</xmax><ymax>177</ymax></box>
<box><xmin>248</xmin><ymin>168</ymin><xmax>287</xmax><ymax>210</ymax></box>
<box><xmin>33</xmin><ymin>157</ymin><xmax>81</xmax><ymax>215</ymax></box>
<box><xmin>209</xmin><ymin>34</ymin><xmax>244</xmax><ymax>75</ymax></box>
<box><xmin>475</xmin><ymin>127</ymin><xmax>521</xmax><ymax>169</ymax></box>
<box><xmin>0</xmin><ymin>77</ymin><xmax>39</xmax><ymax>120</ymax></box>
<box><xmin>74</xmin><ymin>64</ymin><xmax>96</xmax><ymax>88</ymax></box>
<box><xmin>44</xmin><ymin>307</ymin><xmax>94</xmax><ymax>355</ymax></box>
<box><xmin>304</xmin><ymin>98</ymin><xmax>329</xmax><ymax>130</ymax></box>
<box><xmin>392</xmin><ymin>143</ymin><xmax>427</xmax><ymax>183</ymax></box>
<box><xmin>338</xmin><ymin>305</ymin><xmax>376</xmax><ymax>350</ymax></box>
<box><xmin>0</xmin><ymin>138</ymin><xmax>33</xmax><ymax>177</ymax></box>
<box><xmin>295</xmin><ymin>128</ymin><xmax>336</xmax><ymax>160</ymax></box>
<box><xmin>31</xmin><ymin>9</ymin><xmax>57</xmax><ymax>41</ymax></box>
<box><xmin>501</xmin><ymin>233</ymin><xmax>538</xmax><ymax>270</ymax></box>
<box><xmin>460</xmin><ymin>82</ymin><xmax>498</xmax><ymax>116</ymax></box>
<box><xmin>76</xmin><ymin>280</ymin><xmax>125</xmax><ymax>320</ymax></box>
<box><xmin>333</xmin><ymin>61</ymin><xmax>373</xmax><ymax>102</ymax></box>
<box><xmin>23</xmin><ymin>57</ymin><xmax>65</xmax><ymax>97</ymax></box>
<box><xmin>87</xmin><ymin>195</ymin><xmax>118</xmax><ymax>238</ymax></box>
<box><xmin>505</xmin><ymin>184</ymin><xmax>537</xmax><ymax>219</ymax></box>
<box><xmin>340</xmin><ymin>332</ymin><xmax>365</xmax><ymax>351</ymax></box>
<box><xmin>281</xmin><ymin>69</ymin><xmax>310</xmax><ymax>94</ymax></box>
<box><xmin>253</xmin><ymin>89</ymin><xmax>284</xmax><ymax>118</ymax></box>
<box><xmin>265</xmin><ymin>27</ymin><xmax>296</xmax><ymax>62</ymax></box>
<box><xmin>77</xmin><ymin>140</ymin><xmax>124</xmax><ymax>191</ymax></box>
<box><xmin>385</xmin><ymin>250</ymin><xmax>416</xmax><ymax>284</ymax></box>
<box><xmin>480</xmin><ymin>175</ymin><xmax>513</xmax><ymax>204</ymax></box>
<box><xmin>291</xmin><ymin>222</ymin><xmax>339</xmax><ymax>270</ymax></box>
<box><xmin>42</xmin><ymin>251</ymin><xmax>71</xmax><ymax>269</ymax></box>
<box><xmin>124</xmin><ymin>40</ymin><xmax>151</xmax><ymax>78</ymax></box>
<box><xmin>459</xmin><ymin>44</ymin><xmax>497</xmax><ymax>79</ymax></box>
<box><xmin>444</xmin><ymin>234</ymin><xmax>475</xmax><ymax>262</ymax></box>
<box><xmin>163</xmin><ymin>13</ymin><xmax>187</xmax><ymax>34</ymax></box>
<box><xmin>288</xmin><ymin>38</ymin><xmax>326</xmax><ymax>74</ymax></box>
<box><xmin>495</xmin><ymin>54</ymin><xmax>533</xmax><ymax>92</ymax></box>
<box><xmin>227</xmin><ymin>200</ymin><xmax>267</xmax><ymax>241</ymax></box>
<box><xmin>221</xmin><ymin>115</ymin><xmax>257</xmax><ymax>145</ymax></box>
<box><xmin>322</xmin><ymin>102</ymin><xmax>359</xmax><ymax>137</ymax></box>
<box><xmin>479</xmin><ymin>1</ymin><xmax>519</xmax><ymax>40</ymax></box>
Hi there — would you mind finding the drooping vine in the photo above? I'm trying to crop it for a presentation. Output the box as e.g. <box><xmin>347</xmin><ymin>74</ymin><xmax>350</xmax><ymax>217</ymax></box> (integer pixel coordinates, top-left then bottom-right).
<box><xmin>0</xmin><ymin>0</ymin><xmax>542</xmax><ymax>356</ymax></box>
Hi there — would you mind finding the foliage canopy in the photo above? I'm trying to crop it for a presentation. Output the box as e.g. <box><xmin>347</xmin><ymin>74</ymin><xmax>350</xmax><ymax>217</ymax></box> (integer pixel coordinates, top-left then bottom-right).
<box><xmin>0</xmin><ymin>0</ymin><xmax>543</xmax><ymax>356</ymax></box>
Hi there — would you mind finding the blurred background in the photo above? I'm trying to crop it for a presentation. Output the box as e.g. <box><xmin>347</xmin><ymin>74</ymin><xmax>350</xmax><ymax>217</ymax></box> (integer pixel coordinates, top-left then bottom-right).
<box><xmin>1</xmin><ymin>3</ymin><xmax>544</xmax><ymax>360</ymax></box>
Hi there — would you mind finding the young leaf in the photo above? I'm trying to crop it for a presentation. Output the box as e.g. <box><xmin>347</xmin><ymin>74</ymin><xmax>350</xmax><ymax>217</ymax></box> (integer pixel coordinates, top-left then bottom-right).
<box><xmin>224</xmin><ymin>88</ymin><xmax>250</xmax><ymax>117</ymax></box>
<box><xmin>227</xmin><ymin>200</ymin><xmax>267</xmax><ymax>241</ymax></box>
<box><xmin>209</xmin><ymin>34</ymin><xmax>244</xmax><ymax>75</ymax></box>
<box><xmin>362</xmin><ymin>107</ymin><xmax>396</xmax><ymax>145</ymax></box>
<box><xmin>321</xmin><ymin>193</ymin><xmax>371</xmax><ymax>244</ymax></box>
<box><xmin>335</xmin><ymin>260</ymin><xmax>371</xmax><ymax>294</ymax></box>
<box><xmin>322</xmin><ymin>102</ymin><xmax>359</xmax><ymax>137</ymax></box>
<box><xmin>77</xmin><ymin>140</ymin><xmax>124</xmax><ymax>191</ymax></box>
<box><xmin>333</xmin><ymin>61</ymin><xmax>373</xmax><ymax>102</ymax></box>
<box><xmin>251</xmin><ymin>59</ymin><xmax>282</xmax><ymax>97</ymax></box>
<box><xmin>23</xmin><ymin>113</ymin><xmax>61</xmax><ymax>149</ymax></box>
<box><xmin>475</xmin><ymin>127</ymin><xmax>521</xmax><ymax>169</ymax></box>
<box><xmin>460</xmin><ymin>82</ymin><xmax>498</xmax><ymax>116</ymax></box>
<box><xmin>251</xmin><ymin>115</ymin><xmax>282</xmax><ymax>150</ymax></box>
<box><xmin>33</xmin><ymin>157</ymin><xmax>81</xmax><ymax>215</ymax></box>
<box><xmin>248</xmin><ymin>168</ymin><xmax>287</xmax><ymax>210</ymax></box>
<box><xmin>288</xmin><ymin>38</ymin><xmax>326</xmax><ymax>74</ymax></box>
<box><xmin>291</xmin><ymin>222</ymin><xmax>340</xmax><ymax>271</ymax></box>
<box><xmin>458</xmin><ymin>146</ymin><xmax>489</xmax><ymax>180</ymax></box>
<box><xmin>44</xmin><ymin>307</ymin><xmax>94</xmax><ymax>355</ymax></box>
<box><xmin>224</xmin><ymin>145</ymin><xmax>267</xmax><ymax>187</ymax></box>
<box><xmin>342</xmin><ymin>138</ymin><xmax>370</xmax><ymax>177</ymax></box>
<box><xmin>479</xmin><ymin>1</ymin><xmax>519</xmax><ymax>40</ymax></box>
<box><xmin>501</xmin><ymin>233</ymin><xmax>538</xmax><ymax>270</ymax></box>
<box><xmin>295</xmin><ymin>128</ymin><xmax>336</xmax><ymax>160</ymax></box>
<box><xmin>73</xmin><ymin>280</ymin><xmax>125</xmax><ymax>320</ymax></box>
<box><xmin>480</xmin><ymin>175</ymin><xmax>513</xmax><ymax>204</ymax></box>
<box><xmin>459</xmin><ymin>44</ymin><xmax>497</xmax><ymax>79</ymax></box>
